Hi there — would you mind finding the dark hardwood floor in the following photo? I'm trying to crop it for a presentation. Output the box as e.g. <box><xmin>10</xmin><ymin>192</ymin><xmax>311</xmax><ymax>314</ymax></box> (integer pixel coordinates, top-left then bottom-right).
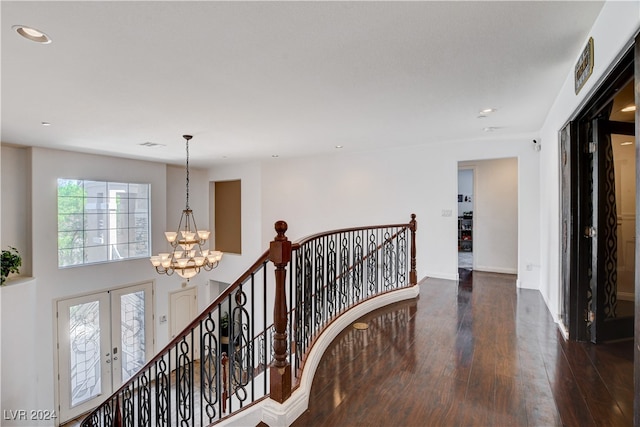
<box><xmin>291</xmin><ymin>270</ymin><xmax>634</xmax><ymax>427</ymax></box>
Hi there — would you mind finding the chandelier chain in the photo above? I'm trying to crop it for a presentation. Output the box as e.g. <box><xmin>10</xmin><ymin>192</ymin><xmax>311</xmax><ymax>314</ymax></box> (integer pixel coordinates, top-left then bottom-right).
<box><xmin>185</xmin><ymin>136</ymin><xmax>190</xmax><ymax>210</ymax></box>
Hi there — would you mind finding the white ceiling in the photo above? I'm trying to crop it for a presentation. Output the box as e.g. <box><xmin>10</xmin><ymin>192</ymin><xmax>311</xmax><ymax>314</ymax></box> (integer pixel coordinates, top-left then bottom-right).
<box><xmin>2</xmin><ymin>1</ymin><xmax>604</xmax><ymax>168</ymax></box>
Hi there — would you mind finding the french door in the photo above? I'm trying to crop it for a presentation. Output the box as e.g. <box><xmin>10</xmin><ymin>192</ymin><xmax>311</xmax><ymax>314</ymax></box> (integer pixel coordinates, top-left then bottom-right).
<box><xmin>56</xmin><ymin>282</ymin><xmax>153</xmax><ymax>423</ymax></box>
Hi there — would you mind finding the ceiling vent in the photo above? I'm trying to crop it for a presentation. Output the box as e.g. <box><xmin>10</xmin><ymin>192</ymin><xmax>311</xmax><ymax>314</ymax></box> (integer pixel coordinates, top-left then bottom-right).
<box><xmin>139</xmin><ymin>142</ymin><xmax>165</xmax><ymax>148</ymax></box>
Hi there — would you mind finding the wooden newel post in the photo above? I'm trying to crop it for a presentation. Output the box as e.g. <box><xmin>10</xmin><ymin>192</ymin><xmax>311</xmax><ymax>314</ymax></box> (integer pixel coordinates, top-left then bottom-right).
<box><xmin>410</xmin><ymin>213</ymin><xmax>417</xmax><ymax>286</ymax></box>
<box><xmin>269</xmin><ymin>220</ymin><xmax>292</xmax><ymax>403</ymax></box>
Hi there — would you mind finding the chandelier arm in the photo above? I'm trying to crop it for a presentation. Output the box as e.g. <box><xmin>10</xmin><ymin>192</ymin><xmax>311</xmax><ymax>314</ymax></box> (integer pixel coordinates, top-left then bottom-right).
<box><xmin>183</xmin><ymin>210</ymin><xmax>191</xmax><ymax>236</ymax></box>
<box><xmin>189</xmin><ymin>210</ymin><xmax>204</xmax><ymax>245</ymax></box>
<box><xmin>156</xmin><ymin>266</ymin><xmax>174</xmax><ymax>276</ymax></box>
<box><xmin>202</xmin><ymin>261</ymin><xmax>218</xmax><ymax>271</ymax></box>
<box><xmin>170</xmin><ymin>210</ymin><xmax>187</xmax><ymax>249</ymax></box>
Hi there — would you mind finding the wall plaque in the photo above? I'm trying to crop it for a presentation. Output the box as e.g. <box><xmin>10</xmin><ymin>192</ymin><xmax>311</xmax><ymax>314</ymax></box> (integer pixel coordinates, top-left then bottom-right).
<box><xmin>575</xmin><ymin>37</ymin><xmax>594</xmax><ymax>94</ymax></box>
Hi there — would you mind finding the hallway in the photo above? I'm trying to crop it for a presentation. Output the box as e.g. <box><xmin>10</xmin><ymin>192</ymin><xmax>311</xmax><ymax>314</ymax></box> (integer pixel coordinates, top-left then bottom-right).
<box><xmin>292</xmin><ymin>272</ymin><xmax>633</xmax><ymax>426</ymax></box>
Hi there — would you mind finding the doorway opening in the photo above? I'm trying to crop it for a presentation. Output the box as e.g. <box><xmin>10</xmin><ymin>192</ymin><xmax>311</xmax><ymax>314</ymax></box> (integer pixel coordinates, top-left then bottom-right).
<box><xmin>611</xmin><ymin>130</ymin><xmax>636</xmax><ymax>317</ymax></box>
<box><xmin>458</xmin><ymin>168</ymin><xmax>474</xmax><ymax>271</ymax></box>
<box><xmin>458</xmin><ymin>159</ymin><xmax>518</xmax><ymax>278</ymax></box>
<box><xmin>560</xmin><ymin>46</ymin><xmax>635</xmax><ymax>343</ymax></box>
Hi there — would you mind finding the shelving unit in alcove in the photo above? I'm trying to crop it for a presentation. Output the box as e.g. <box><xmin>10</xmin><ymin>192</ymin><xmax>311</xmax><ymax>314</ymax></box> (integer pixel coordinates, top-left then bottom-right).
<box><xmin>458</xmin><ymin>213</ymin><xmax>472</xmax><ymax>252</ymax></box>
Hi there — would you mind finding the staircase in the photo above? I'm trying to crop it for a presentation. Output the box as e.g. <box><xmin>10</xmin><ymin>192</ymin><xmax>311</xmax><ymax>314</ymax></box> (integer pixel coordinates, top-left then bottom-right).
<box><xmin>81</xmin><ymin>215</ymin><xmax>418</xmax><ymax>426</ymax></box>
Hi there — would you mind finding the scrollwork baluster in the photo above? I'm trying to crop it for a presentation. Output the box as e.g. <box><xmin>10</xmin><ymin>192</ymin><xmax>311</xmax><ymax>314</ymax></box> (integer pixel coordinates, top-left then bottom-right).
<box><xmin>155</xmin><ymin>357</ymin><xmax>169</xmax><ymax>427</ymax></box>
<box><xmin>367</xmin><ymin>232</ymin><xmax>378</xmax><ymax>294</ymax></box>
<box><xmin>176</xmin><ymin>337</ymin><xmax>192</xmax><ymax>426</ymax></box>
<box><xmin>353</xmin><ymin>232</ymin><xmax>363</xmax><ymax>301</ymax></box>
<box><xmin>201</xmin><ymin>314</ymin><xmax>218</xmax><ymax>423</ymax></box>
<box><xmin>314</xmin><ymin>241</ymin><xmax>325</xmax><ymax>327</ymax></box>
<box><xmin>340</xmin><ymin>235</ymin><xmax>350</xmax><ymax>309</ymax></box>
<box><xmin>138</xmin><ymin>369</ymin><xmax>151</xmax><ymax>426</ymax></box>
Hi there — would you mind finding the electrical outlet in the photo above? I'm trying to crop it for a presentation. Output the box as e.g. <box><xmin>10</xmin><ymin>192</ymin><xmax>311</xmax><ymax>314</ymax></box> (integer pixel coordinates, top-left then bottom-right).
<box><xmin>442</xmin><ymin>209</ymin><xmax>452</xmax><ymax>217</ymax></box>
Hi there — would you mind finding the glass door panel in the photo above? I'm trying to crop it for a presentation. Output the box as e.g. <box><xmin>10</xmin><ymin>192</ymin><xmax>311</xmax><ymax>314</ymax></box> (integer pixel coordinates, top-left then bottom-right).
<box><xmin>58</xmin><ymin>293</ymin><xmax>112</xmax><ymax>422</ymax></box>
<box><xmin>70</xmin><ymin>300</ymin><xmax>102</xmax><ymax>406</ymax></box>
<box><xmin>111</xmin><ymin>283</ymin><xmax>153</xmax><ymax>385</ymax></box>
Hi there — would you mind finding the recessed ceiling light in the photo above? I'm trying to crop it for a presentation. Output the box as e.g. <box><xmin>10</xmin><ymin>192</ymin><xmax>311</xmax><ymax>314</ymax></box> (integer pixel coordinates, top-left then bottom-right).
<box><xmin>483</xmin><ymin>127</ymin><xmax>499</xmax><ymax>132</ymax></box>
<box><xmin>12</xmin><ymin>25</ymin><xmax>52</xmax><ymax>44</ymax></box>
<box><xmin>41</xmin><ymin>121</ymin><xmax>51</xmax><ymax>126</ymax></box>
<box><xmin>621</xmin><ymin>141</ymin><xmax>634</xmax><ymax>146</ymax></box>
<box><xmin>272</xmin><ymin>154</ymin><xmax>279</xmax><ymax>158</ymax></box>
<box><xmin>335</xmin><ymin>145</ymin><xmax>343</xmax><ymax>149</ymax></box>
<box><xmin>477</xmin><ymin>109</ymin><xmax>497</xmax><ymax>118</ymax></box>
<box><xmin>621</xmin><ymin>105</ymin><xmax>636</xmax><ymax>113</ymax></box>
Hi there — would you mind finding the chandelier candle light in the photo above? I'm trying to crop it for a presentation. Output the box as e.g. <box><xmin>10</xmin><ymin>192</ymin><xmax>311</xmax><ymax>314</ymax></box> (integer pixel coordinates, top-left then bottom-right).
<box><xmin>150</xmin><ymin>135</ymin><xmax>223</xmax><ymax>280</ymax></box>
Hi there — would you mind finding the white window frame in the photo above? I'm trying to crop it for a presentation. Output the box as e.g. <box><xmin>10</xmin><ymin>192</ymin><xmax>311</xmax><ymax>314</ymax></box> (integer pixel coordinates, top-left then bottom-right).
<box><xmin>57</xmin><ymin>179</ymin><xmax>151</xmax><ymax>268</ymax></box>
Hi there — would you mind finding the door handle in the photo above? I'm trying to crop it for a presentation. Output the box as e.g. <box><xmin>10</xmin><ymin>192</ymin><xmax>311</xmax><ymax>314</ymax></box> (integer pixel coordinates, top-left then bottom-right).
<box><xmin>584</xmin><ymin>226</ymin><xmax>596</xmax><ymax>238</ymax></box>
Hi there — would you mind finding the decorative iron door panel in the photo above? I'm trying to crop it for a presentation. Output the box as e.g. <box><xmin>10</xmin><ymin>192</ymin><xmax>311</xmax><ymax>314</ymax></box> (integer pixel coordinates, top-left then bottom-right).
<box><xmin>590</xmin><ymin>118</ymin><xmax>634</xmax><ymax>343</ymax></box>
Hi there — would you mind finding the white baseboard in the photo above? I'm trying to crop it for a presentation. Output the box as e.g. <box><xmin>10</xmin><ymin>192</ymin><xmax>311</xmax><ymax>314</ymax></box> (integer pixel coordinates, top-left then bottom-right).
<box><xmin>516</xmin><ymin>278</ymin><xmax>538</xmax><ymax>290</ymax></box>
<box><xmin>473</xmin><ymin>265</ymin><xmax>517</xmax><ymax>275</ymax></box>
<box><xmin>557</xmin><ymin>320</ymin><xmax>569</xmax><ymax>341</ymax></box>
<box><xmin>424</xmin><ymin>271</ymin><xmax>459</xmax><ymax>281</ymax></box>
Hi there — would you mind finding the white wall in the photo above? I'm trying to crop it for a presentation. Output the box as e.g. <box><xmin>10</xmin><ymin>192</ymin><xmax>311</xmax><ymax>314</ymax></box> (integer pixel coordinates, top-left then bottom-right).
<box><xmin>461</xmin><ymin>158</ymin><xmax>518</xmax><ymax>274</ymax></box>
<box><xmin>0</xmin><ymin>146</ymin><xmax>218</xmax><ymax>425</ymax></box>
<box><xmin>0</xmin><ymin>278</ymin><xmax>37</xmax><ymax>422</ymax></box>
<box><xmin>0</xmin><ymin>146</ymin><xmax>34</xmax><ymax>417</ymax></box>
<box><xmin>539</xmin><ymin>1</ymin><xmax>640</xmax><ymax>322</ymax></box>
<box><xmin>257</xmin><ymin>136</ymin><xmax>539</xmax><ymax>287</ymax></box>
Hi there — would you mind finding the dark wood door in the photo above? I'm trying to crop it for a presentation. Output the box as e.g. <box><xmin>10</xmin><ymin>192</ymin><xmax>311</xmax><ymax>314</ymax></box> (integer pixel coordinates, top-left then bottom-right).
<box><xmin>634</xmin><ymin>33</ymin><xmax>640</xmax><ymax>427</ymax></box>
<box><xmin>590</xmin><ymin>117</ymin><xmax>635</xmax><ymax>343</ymax></box>
<box><xmin>560</xmin><ymin>122</ymin><xmax>578</xmax><ymax>338</ymax></box>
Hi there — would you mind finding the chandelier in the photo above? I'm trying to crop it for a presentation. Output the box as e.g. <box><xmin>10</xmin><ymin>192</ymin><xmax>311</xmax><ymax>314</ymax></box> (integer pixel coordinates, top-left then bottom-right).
<box><xmin>150</xmin><ymin>135</ymin><xmax>223</xmax><ymax>280</ymax></box>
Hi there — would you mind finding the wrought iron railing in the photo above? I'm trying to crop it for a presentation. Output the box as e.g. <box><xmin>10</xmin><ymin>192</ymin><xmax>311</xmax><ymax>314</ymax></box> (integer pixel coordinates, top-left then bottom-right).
<box><xmin>288</xmin><ymin>220</ymin><xmax>415</xmax><ymax>378</ymax></box>
<box><xmin>81</xmin><ymin>215</ymin><xmax>417</xmax><ymax>426</ymax></box>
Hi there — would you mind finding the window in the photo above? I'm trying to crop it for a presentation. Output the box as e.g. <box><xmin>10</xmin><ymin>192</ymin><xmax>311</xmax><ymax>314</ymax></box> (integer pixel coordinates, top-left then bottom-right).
<box><xmin>57</xmin><ymin>179</ymin><xmax>151</xmax><ymax>267</ymax></box>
